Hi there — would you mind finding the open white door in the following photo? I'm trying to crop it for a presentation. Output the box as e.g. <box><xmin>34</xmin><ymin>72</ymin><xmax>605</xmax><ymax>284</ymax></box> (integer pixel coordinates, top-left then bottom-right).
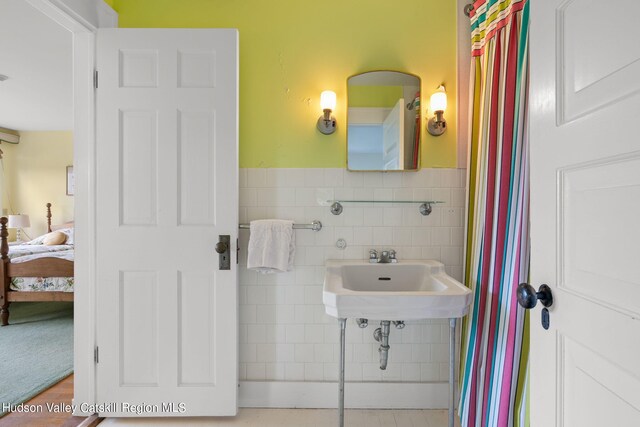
<box><xmin>382</xmin><ymin>98</ymin><xmax>404</xmax><ymax>170</ymax></box>
<box><xmin>95</xmin><ymin>28</ymin><xmax>238</xmax><ymax>416</ymax></box>
<box><xmin>529</xmin><ymin>1</ymin><xmax>640</xmax><ymax>426</ymax></box>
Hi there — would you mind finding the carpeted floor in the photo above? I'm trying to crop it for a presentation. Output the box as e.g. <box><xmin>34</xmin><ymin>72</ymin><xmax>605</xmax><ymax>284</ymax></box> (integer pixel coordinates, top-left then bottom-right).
<box><xmin>0</xmin><ymin>302</ymin><xmax>74</xmax><ymax>417</ymax></box>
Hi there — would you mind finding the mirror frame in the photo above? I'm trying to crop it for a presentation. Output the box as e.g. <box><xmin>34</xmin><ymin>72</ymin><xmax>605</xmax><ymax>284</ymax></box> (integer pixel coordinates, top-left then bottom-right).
<box><xmin>345</xmin><ymin>69</ymin><xmax>422</xmax><ymax>172</ymax></box>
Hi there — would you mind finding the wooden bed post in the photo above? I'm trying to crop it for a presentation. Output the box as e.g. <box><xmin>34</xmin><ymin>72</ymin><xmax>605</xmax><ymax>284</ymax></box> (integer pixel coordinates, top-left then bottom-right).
<box><xmin>1</xmin><ymin>217</ymin><xmax>10</xmax><ymax>326</ymax></box>
<box><xmin>46</xmin><ymin>202</ymin><xmax>52</xmax><ymax>233</ymax></box>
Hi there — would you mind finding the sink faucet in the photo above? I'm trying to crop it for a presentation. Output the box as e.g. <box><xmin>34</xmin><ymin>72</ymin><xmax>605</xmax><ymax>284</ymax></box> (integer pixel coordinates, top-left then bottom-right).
<box><xmin>369</xmin><ymin>249</ymin><xmax>398</xmax><ymax>263</ymax></box>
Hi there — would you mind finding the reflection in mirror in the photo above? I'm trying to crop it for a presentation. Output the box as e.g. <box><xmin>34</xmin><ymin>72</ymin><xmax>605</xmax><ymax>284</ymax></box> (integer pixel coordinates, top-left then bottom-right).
<box><xmin>347</xmin><ymin>71</ymin><xmax>421</xmax><ymax>171</ymax></box>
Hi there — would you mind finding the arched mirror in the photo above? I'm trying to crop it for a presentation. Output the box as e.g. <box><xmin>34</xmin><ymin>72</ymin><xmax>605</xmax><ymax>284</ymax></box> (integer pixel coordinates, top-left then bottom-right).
<box><xmin>347</xmin><ymin>71</ymin><xmax>421</xmax><ymax>171</ymax></box>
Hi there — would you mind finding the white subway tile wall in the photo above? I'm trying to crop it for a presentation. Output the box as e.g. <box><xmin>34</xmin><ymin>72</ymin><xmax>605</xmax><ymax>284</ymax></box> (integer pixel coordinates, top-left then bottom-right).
<box><xmin>239</xmin><ymin>168</ymin><xmax>465</xmax><ymax>383</ymax></box>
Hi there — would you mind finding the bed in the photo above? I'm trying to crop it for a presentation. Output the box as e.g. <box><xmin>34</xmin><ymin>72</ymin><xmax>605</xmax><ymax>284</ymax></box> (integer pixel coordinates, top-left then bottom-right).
<box><xmin>0</xmin><ymin>203</ymin><xmax>74</xmax><ymax>326</ymax></box>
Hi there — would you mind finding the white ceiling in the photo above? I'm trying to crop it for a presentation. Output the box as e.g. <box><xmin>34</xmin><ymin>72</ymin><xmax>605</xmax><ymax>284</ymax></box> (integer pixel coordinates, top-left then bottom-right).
<box><xmin>0</xmin><ymin>0</ymin><xmax>73</xmax><ymax>131</ymax></box>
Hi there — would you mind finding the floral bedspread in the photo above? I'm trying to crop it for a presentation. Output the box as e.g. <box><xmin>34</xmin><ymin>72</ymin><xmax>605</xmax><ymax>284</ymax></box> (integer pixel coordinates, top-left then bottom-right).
<box><xmin>10</xmin><ymin>276</ymin><xmax>74</xmax><ymax>292</ymax></box>
<box><xmin>8</xmin><ymin>246</ymin><xmax>74</xmax><ymax>292</ymax></box>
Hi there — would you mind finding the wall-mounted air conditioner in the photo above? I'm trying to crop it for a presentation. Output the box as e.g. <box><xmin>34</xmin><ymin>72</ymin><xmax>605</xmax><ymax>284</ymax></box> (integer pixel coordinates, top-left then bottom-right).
<box><xmin>0</xmin><ymin>128</ymin><xmax>19</xmax><ymax>144</ymax></box>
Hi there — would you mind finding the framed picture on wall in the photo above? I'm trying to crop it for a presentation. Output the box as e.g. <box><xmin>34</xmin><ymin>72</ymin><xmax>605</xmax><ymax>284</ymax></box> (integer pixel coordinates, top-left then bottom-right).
<box><xmin>66</xmin><ymin>165</ymin><xmax>74</xmax><ymax>196</ymax></box>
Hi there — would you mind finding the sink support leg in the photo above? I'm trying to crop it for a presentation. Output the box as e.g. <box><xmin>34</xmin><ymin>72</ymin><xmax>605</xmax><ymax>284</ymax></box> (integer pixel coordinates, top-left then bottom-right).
<box><xmin>449</xmin><ymin>318</ymin><xmax>456</xmax><ymax>427</ymax></box>
<box><xmin>338</xmin><ymin>318</ymin><xmax>346</xmax><ymax>427</ymax></box>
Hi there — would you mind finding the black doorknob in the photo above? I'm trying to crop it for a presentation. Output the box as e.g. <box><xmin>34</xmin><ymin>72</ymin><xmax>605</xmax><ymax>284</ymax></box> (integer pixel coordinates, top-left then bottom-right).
<box><xmin>517</xmin><ymin>283</ymin><xmax>553</xmax><ymax>309</ymax></box>
<box><xmin>215</xmin><ymin>242</ymin><xmax>228</xmax><ymax>254</ymax></box>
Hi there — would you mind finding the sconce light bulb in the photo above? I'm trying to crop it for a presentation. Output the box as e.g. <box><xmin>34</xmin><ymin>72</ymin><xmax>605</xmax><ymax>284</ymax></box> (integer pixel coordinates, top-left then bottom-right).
<box><xmin>430</xmin><ymin>85</ymin><xmax>447</xmax><ymax>113</ymax></box>
<box><xmin>320</xmin><ymin>90</ymin><xmax>337</xmax><ymax>112</ymax></box>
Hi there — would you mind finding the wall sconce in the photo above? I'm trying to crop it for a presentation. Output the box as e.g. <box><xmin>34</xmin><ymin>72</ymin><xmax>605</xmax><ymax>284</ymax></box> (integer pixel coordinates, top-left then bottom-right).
<box><xmin>427</xmin><ymin>85</ymin><xmax>447</xmax><ymax>136</ymax></box>
<box><xmin>317</xmin><ymin>90</ymin><xmax>337</xmax><ymax>135</ymax></box>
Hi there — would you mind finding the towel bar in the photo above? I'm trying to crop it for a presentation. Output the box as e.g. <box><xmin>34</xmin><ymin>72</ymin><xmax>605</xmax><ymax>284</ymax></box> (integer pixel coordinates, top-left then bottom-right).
<box><xmin>239</xmin><ymin>220</ymin><xmax>322</xmax><ymax>232</ymax></box>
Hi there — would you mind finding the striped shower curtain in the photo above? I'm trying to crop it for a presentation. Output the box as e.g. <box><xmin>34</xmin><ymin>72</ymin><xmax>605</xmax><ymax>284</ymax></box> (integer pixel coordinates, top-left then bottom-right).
<box><xmin>459</xmin><ymin>1</ymin><xmax>530</xmax><ymax>426</ymax></box>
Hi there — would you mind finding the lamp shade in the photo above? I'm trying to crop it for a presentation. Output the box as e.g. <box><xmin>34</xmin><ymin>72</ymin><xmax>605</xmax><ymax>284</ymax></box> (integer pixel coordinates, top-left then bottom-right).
<box><xmin>8</xmin><ymin>214</ymin><xmax>30</xmax><ymax>228</ymax></box>
<box><xmin>320</xmin><ymin>90</ymin><xmax>337</xmax><ymax>111</ymax></box>
<box><xmin>430</xmin><ymin>85</ymin><xmax>447</xmax><ymax>113</ymax></box>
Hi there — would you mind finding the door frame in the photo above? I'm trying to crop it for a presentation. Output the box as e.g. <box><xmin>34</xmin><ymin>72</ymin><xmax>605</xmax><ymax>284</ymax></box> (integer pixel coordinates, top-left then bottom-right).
<box><xmin>25</xmin><ymin>0</ymin><xmax>117</xmax><ymax>415</ymax></box>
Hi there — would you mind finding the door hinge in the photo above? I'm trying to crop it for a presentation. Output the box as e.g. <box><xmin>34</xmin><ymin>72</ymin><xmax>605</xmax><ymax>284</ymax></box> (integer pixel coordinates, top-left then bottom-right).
<box><xmin>94</xmin><ymin>70</ymin><xmax>98</xmax><ymax>89</ymax></box>
<box><xmin>94</xmin><ymin>346</ymin><xmax>99</xmax><ymax>364</ymax></box>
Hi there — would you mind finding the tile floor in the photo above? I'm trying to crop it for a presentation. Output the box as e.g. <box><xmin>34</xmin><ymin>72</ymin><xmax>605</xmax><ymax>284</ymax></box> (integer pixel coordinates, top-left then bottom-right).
<box><xmin>99</xmin><ymin>408</ymin><xmax>462</xmax><ymax>427</ymax></box>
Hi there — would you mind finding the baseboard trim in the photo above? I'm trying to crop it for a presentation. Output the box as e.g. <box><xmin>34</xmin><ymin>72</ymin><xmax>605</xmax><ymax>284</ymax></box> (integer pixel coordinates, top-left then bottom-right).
<box><xmin>239</xmin><ymin>381</ymin><xmax>449</xmax><ymax>409</ymax></box>
<box><xmin>76</xmin><ymin>414</ymin><xmax>103</xmax><ymax>427</ymax></box>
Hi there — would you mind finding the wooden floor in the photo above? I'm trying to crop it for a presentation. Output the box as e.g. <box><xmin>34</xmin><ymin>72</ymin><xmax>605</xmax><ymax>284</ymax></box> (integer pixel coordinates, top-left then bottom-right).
<box><xmin>0</xmin><ymin>374</ymin><xmax>96</xmax><ymax>427</ymax></box>
<box><xmin>100</xmin><ymin>408</ymin><xmax>462</xmax><ymax>427</ymax></box>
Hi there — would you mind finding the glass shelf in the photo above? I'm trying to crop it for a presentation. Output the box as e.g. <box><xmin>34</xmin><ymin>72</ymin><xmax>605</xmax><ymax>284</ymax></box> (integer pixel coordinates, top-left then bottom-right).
<box><xmin>328</xmin><ymin>200</ymin><xmax>444</xmax><ymax>216</ymax></box>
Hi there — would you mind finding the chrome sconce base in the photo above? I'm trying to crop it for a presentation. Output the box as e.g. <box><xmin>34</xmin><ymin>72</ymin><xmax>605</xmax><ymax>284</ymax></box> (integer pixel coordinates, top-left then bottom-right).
<box><xmin>317</xmin><ymin>110</ymin><xmax>336</xmax><ymax>135</ymax></box>
<box><xmin>427</xmin><ymin>115</ymin><xmax>446</xmax><ymax>136</ymax></box>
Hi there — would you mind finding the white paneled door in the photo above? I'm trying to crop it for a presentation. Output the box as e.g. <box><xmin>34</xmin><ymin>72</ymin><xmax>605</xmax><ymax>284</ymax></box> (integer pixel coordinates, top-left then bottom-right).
<box><xmin>96</xmin><ymin>29</ymin><xmax>238</xmax><ymax>416</ymax></box>
<box><xmin>529</xmin><ymin>1</ymin><xmax>640</xmax><ymax>426</ymax></box>
<box><xmin>382</xmin><ymin>98</ymin><xmax>404</xmax><ymax>170</ymax></box>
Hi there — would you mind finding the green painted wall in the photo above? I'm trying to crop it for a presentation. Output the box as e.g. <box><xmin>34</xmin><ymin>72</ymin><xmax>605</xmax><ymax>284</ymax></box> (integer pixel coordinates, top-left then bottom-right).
<box><xmin>348</xmin><ymin>86</ymin><xmax>403</xmax><ymax>108</ymax></box>
<box><xmin>111</xmin><ymin>0</ymin><xmax>457</xmax><ymax>168</ymax></box>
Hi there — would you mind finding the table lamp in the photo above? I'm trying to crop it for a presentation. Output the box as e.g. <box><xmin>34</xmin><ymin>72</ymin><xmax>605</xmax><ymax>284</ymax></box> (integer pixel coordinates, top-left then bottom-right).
<box><xmin>8</xmin><ymin>214</ymin><xmax>31</xmax><ymax>242</ymax></box>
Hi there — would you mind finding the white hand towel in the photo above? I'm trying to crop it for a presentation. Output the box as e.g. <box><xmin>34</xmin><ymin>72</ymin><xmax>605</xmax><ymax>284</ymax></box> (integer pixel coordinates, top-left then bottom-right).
<box><xmin>247</xmin><ymin>219</ymin><xmax>295</xmax><ymax>274</ymax></box>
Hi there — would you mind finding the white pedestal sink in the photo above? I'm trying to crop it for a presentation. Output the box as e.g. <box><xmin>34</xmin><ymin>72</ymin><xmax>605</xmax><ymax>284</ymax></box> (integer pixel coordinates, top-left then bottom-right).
<box><xmin>323</xmin><ymin>259</ymin><xmax>472</xmax><ymax>427</ymax></box>
<box><xmin>323</xmin><ymin>259</ymin><xmax>472</xmax><ymax>320</ymax></box>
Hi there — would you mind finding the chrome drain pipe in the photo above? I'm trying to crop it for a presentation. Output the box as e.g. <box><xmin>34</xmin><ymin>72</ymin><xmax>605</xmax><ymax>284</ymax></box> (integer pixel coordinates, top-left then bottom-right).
<box><xmin>374</xmin><ymin>320</ymin><xmax>391</xmax><ymax>370</ymax></box>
